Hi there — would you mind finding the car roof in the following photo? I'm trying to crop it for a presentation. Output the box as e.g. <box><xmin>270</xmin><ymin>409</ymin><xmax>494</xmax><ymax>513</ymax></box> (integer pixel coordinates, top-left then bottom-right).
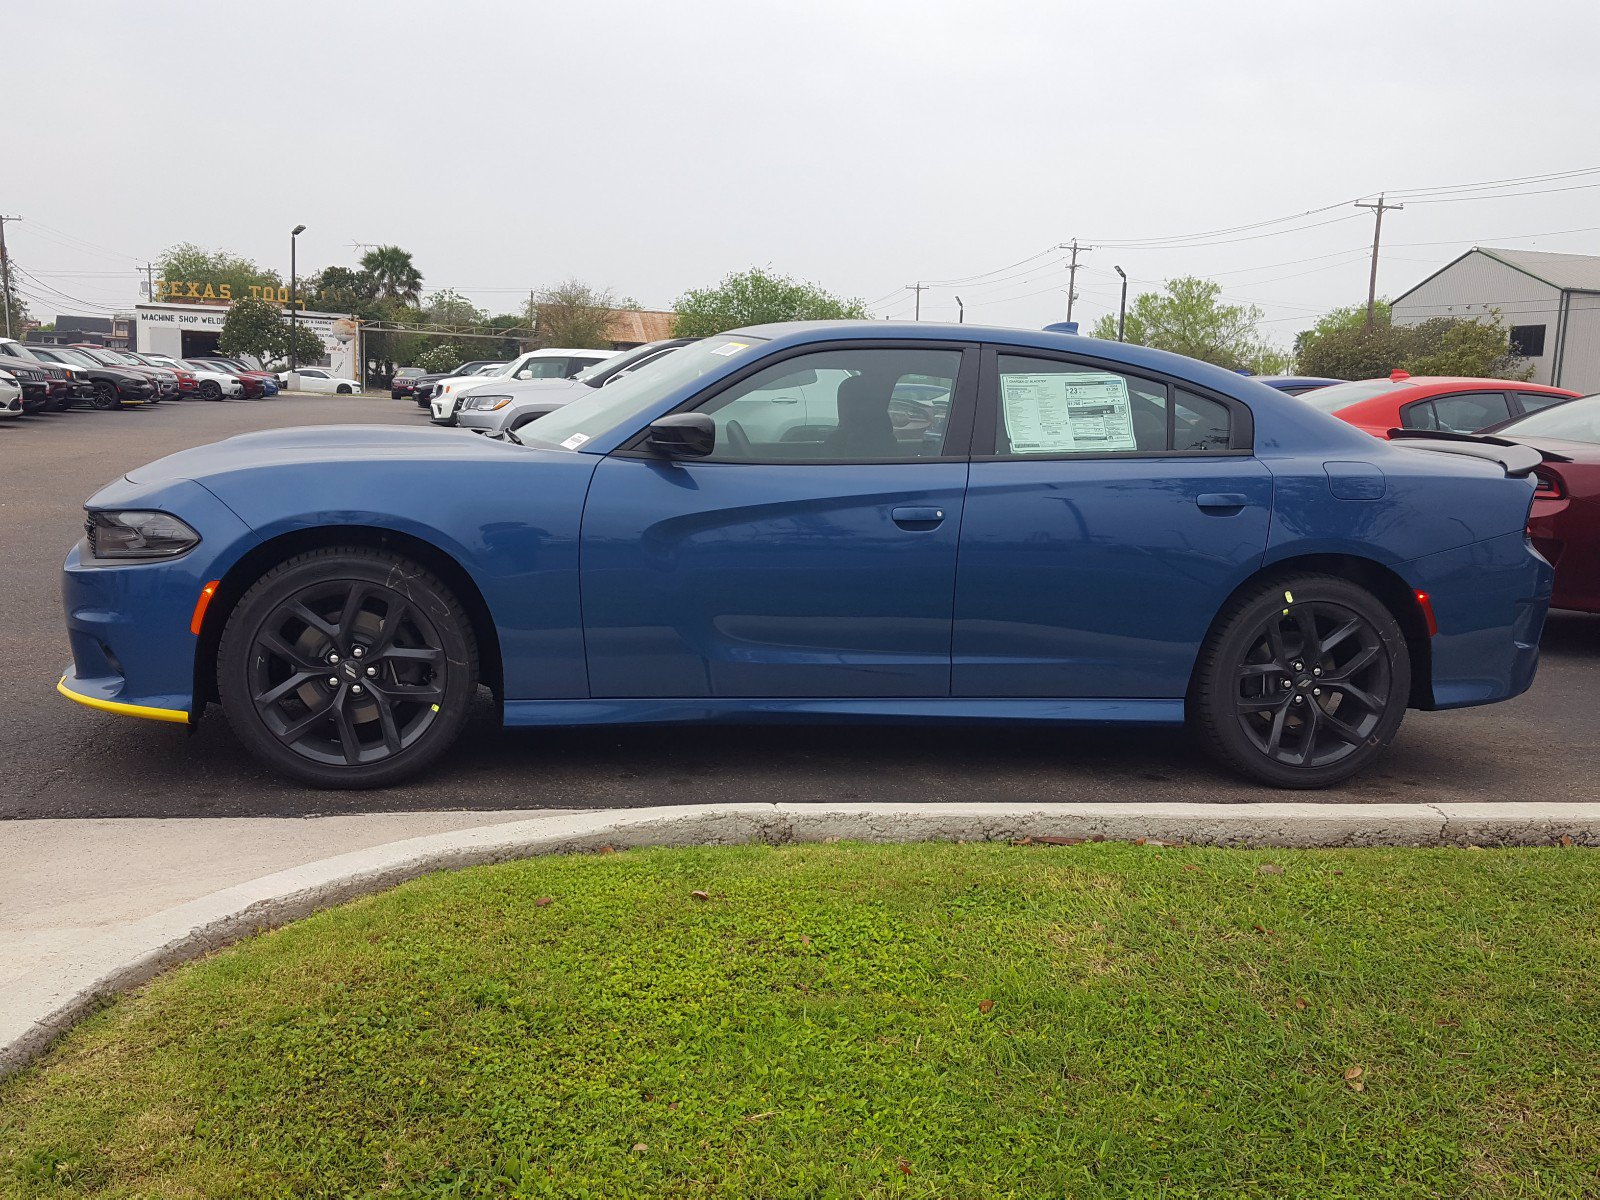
<box><xmin>1354</xmin><ymin>376</ymin><xmax>1574</xmax><ymax>394</ymax></box>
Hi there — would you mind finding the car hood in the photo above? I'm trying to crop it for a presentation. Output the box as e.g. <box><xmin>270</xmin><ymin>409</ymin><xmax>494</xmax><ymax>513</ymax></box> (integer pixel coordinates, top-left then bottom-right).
<box><xmin>122</xmin><ymin>423</ymin><xmax>552</xmax><ymax>487</ymax></box>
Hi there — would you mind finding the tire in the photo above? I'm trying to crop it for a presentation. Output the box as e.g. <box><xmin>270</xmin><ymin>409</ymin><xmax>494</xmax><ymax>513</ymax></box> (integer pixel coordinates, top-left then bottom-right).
<box><xmin>199</xmin><ymin>380</ymin><xmax>222</xmax><ymax>401</ymax></box>
<box><xmin>89</xmin><ymin>380</ymin><xmax>120</xmax><ymax>410</ymax></box>
<box><xmin>217</xmin><ymin>547</ymin><xmax>478</xmax><ymax>788</ymax></box>
<box><xmin>1190</xmin><ymin>573</ymin><xmax>1410</xmax><ymax>789</ymax></box>
<box><xmin>336</xmin><ymin>384</ymin><xmax>353</xmax><ymax>395</ymax></box>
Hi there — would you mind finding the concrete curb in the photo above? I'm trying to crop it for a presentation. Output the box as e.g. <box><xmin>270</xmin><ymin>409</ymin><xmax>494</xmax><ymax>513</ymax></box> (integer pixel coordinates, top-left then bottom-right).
<box><xmin>3</xmin><ymin>800</ymin><xmax>1596</xmax><ymax>1078</ymax></box>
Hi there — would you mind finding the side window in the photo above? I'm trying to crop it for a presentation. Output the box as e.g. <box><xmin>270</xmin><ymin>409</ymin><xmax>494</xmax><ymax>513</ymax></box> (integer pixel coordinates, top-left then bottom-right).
<box><xmin>1400</xmin><ymin>401</ymin><xmax>1438</xmax><ymax>430</ymax></box>
<box><xmin>995</xmin><ymin>355</ymin><xmax>1172</xmax><ymax>455</ymax></box>
<box><xmin>1430</xmin><ymin>391</ymin><xmax>1512</xmax><ymax>433</ymax></box>
<box><xmin>567</xmin><ymin>357</ymin><xmax>604</xmax><ymax>378</ymax></box>
<box><xmin>1516</xmin><ymin>392</ymin><xmax>1569</xmax><ymax>415</ymax></box>
<box><xmin>300</xmin><ymin>369</ymin><xmax>327</xmax><ymax>379</ymax></box>
<box><xmin>696</xmin><ymin>347</ymin><xmax>962</xmax><ymax>463</ymax></box>
<box><xmin>1173</xmin><ymin>390</ymin><xmax>1231</xmax><ymax>450</ymax></box>
<box><xmin>516</xmin><ymin>358</ymin><xmax>569</xmax><ymax>380</ymax></box>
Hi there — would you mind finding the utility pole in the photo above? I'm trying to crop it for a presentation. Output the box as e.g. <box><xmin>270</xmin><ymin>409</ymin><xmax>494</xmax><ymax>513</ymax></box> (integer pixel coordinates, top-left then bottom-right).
<box><xmin>1063</xmin><ymin>238</ymin><xmax>1092</xmax><ymax>324</ymax></box>
<box><xmin>0</xmin><ymin>215</ymin><xmax>20</xmax><ymax>338</ymax></box>
<box><xmin>905</xmin><ymin>282</ymin><xmax>927</xmax><ymax>320</ymax></box>
<box><xmin>138</xmin><ymin>262</ymin><xmax>155</xmax><ymax>301</ymax></box>
<box><xmin>1113</xmin><ymin>265</ymin><xmax>1128</xmax><ymax>342</ymax></box>
<box><xmin>954</xmin><ymin>295</ymin><xmax>964</xmax><ymax>324</ymax></box>
<box><xmin>1355</xmin><ymin>194</ymin><xmax>1402</xmax><ymax>329</ymax></box>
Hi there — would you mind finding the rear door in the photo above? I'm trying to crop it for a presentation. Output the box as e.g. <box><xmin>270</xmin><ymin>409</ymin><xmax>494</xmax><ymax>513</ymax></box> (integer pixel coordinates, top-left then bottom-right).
<box><xmin>581</xmin><ymin>341</ymin><xmax>978</xmax><ymax>698</ymax></box>
<box><xmin>953</xmin><ymin>347</ymin><xmax>1272</xmax><ymax>698</ymax></box>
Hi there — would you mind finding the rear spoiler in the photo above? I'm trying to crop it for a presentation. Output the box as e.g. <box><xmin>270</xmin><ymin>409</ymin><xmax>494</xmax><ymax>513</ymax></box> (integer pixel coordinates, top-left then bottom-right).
<box><xmin>1387</xmin><ymin>429</ymin><xmax>1566</xmax><ymax>478</ymax></box>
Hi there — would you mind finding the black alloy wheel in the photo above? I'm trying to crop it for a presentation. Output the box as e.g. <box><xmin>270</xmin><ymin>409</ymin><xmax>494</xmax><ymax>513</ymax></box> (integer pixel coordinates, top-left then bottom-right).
<box><xmin>1192</xmin><ymin>574</ymin><xmax>1410</xmax><ymax>788</ymax></box>
<box><xmin>218</xmin><ymin>548</ymin><xmax>478</xmax><ymax>788</ymax></box>
<box><xmin>89</xmin><ymin>380</ymin><xmax>120</xmax><ymax>410</ymax></box>
<box><xmin>199</xmin><ymin>380</ymin><xmax>222</xmax><ymax>400</ymax></box>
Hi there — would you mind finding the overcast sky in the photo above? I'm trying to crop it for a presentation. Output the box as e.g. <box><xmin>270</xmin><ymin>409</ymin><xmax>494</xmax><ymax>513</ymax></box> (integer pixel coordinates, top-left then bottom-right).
<box><xmin>9</xmin><ymin>0</ymin><xmax>1600</xmax><ymax>346</ymax></box>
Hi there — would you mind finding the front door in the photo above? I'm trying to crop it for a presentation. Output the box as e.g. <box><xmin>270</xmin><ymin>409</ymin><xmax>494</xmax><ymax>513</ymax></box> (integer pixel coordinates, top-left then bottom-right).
<box><xmin>581</xmin><ymin>342</ymin><xmax>976</xmax><ymax>698</ymax></box>
<box><xmin>953</xmin><ymin>348</ymin><xmax>1272</xmax><ymax>698</ymax></box>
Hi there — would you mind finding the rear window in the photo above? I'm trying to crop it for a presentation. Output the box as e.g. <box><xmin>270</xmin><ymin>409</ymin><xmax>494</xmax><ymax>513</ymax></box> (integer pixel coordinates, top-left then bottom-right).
<box><xmin>1298</xmin><ymin>379</ymin><xmax>1408</xmax><ymax>413</ymax></box>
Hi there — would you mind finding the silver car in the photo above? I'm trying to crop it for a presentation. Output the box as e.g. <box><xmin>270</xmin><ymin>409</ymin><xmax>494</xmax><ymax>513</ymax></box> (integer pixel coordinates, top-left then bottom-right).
<box><xmin>455</xmin><ymin>339</ymin><xmax>696</xmax><ymax>435</ymax></box>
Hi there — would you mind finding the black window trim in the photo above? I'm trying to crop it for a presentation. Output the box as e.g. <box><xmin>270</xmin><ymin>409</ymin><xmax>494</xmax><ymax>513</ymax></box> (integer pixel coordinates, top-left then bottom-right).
<box><xmin>971</xmin><ymin>343</ymin><xmax>1256</xmax><ymax>461</ymax></box>
<box><xmin>612</xmin><ymin>338</ymin><xmax>982</xmax><ymax>466</ymax></box>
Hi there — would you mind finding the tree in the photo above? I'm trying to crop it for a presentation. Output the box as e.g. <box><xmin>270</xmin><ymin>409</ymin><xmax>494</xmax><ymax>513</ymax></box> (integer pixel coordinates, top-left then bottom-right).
<box><xmin>218</xmin><ymin>296</ymin><xmax>323</xmax><ymax>368</ymax></box>
<box><xmin>306</xmin><ymin>266</ymin><xmax>381</xmax><ymax>317</ymax></box>
<box><xmin>359</xmin><ymin>245</ymin><xmax>423</xmax><ymax>306</ymax></box>
<box><xmin>415</xmin><ymin>343</ymin><xmax>463</xmax><ymax>373</ymax></box>
<box><xmin>672</xmin><ymin>268</ymin><xmax>869</xmax><ymax>337</ymax></box>
<box><xmin>2</xmin><ymin>286</ymin><xmax>31</xmax><ymax>339</ymax></box>
<box><xmin>528</xmin><ymin>279</ymin><xmax>620</xmax><ymax>348</ymax></box>
<box><xmin>1088</xmin><ymin>277</ymin><xmax>1279</xmax><ymax>372</ymax></box>
<box><xmin>1296</xmin><ymin>306</ymin><xmax>1530</xmax><ymax>380</ymax></box>
<box><xmin>155</xmin><ymin>243</ymin><xmax>281</xmax><ymax>303</ymax></box>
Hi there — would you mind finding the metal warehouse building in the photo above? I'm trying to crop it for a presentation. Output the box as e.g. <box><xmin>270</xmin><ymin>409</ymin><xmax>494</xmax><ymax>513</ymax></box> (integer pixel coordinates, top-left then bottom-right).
<box><xmin>1391</xmin><ymin>247</ymin><xmax>1600</xmax><ymax>394</ymax></box>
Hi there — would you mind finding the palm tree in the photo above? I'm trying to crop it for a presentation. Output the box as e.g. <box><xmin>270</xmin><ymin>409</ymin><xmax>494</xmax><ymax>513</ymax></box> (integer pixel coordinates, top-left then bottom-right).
<box><xmin>359</xmin><ymin>245</ymin><xmax>424</xmax><ymax>306</ymax></box>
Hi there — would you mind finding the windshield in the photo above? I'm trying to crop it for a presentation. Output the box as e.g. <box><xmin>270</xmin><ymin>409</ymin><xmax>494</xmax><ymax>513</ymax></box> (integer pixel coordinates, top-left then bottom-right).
<box><xmin>573</xmin><ymin>340</ymin><xmax>674</xmax><ymax>387</ymax></box>
<box><xmin>522</xmin><ymin>335</ymin><xmax>767</xmax><ymax>450</ymax></box>
<box><xmin>1298</xmin><ymin>378</ymin><xmax>1409</xmax><ymax>413</ymax></box>
<box><xmin>44</xmin><ymin>348</ymin><xmax>99</xmax><ymax>368</ymax></box>
<box><xmin>1497</xmin><ymin>394</ymin><xmax>1600</xmax><ymax>443</ymax></box>
<box><xmin>98</xmin><ymin>349</ymin><xmax>143</xmax><ymax>366</ymax></box>
<box><xmin>396</xmin><ymin>367</ymin><xmax>425</xmax><ymax>378</ymax></box>
<box><xmin>73</xmin><ymin>347</ymin><xmax>120</xmax><ymax>366</ymax></box>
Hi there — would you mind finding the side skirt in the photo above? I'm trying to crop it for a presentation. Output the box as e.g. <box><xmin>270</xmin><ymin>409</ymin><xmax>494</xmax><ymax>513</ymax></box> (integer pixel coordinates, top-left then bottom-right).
<box><xmin>502</xmin><ymin>697</ymin><xmax>1185</xmax><ymax>728</ymax></box>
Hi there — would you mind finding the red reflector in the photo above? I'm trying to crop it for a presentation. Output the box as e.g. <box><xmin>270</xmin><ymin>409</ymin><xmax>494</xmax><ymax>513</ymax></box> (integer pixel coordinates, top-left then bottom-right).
<box><xmin>1414</xmin><ymin>590</ymin><xmax>1438</xmax><ymax>638</ymax></box>
<box><xmin>190</xmin><ymin>580</ymin><xmax>221</xmax><ymax>636</ymax></box>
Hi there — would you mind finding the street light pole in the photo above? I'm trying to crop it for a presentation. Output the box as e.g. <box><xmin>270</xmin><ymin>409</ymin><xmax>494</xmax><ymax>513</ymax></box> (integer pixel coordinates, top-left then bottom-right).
<box><xmin>289</xmin><ymin>224</ymin><xmax>306</xmax><ymax>370</ymax></box>
<box><xmin>955</xmin><ymin>296</ymin><xmax>964</xmax><ymax>324</ymax></box>
<box><xmin>1114</xmin><ymin>266</ymin><xmax>1128</xmax><ymax>342</ymax></box>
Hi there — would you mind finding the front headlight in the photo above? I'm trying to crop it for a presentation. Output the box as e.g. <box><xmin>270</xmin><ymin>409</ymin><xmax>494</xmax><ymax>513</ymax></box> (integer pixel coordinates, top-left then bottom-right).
<box><xmin>85</xmin><ymin>510</ymin><xmax>201</xmax><ymax>559</ymax></box>
<box><xmin>465</xmin><ymin>394</ymin><xmax>513</xmax><ymax>411</ymax></box>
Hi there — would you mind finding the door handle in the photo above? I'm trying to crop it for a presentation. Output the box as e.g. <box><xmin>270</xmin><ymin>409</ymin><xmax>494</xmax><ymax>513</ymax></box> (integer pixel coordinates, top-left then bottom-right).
<box><xmin>891</xmin><ymin>506</ymin><xmax>946</xmax><ymax>528</ymax></box>
<box><xmin>1195</xmin><ymin>493</ymin><xmax>1250</xmax><ymax>510</ymax></box>
<box><xmin>769</xmin><ymin>397</ymin><xmax>799</xmax><ymax>404</ymax></box>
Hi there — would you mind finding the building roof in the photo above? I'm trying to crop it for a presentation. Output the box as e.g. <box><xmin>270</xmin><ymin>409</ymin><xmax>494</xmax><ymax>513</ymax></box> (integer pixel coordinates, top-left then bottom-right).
<box><xmin>1475</xmin><ymin>247</ymin><xmax>1600</xmax><ymax>292</ymax></box>
<box><xmin>603</xmin><ymin>309</ymin><xmax>677</xmax><ymax>344</ymax></box>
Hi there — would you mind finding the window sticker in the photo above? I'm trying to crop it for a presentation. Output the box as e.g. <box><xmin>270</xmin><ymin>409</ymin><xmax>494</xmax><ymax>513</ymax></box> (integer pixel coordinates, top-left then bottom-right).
<box><xmin>711</xmin><ymin>341</ymin><xmax>748</xmax><ymax>357</ymax></box>
<box><xmin>1000</xmin><ymin>372</ymin><xmax>1138</xmax><ymax>453</ymax></box>
<box><xmin>560</xmin><ymin>432</ymin><xmax>591</xmax><ymax>450</ymax></box>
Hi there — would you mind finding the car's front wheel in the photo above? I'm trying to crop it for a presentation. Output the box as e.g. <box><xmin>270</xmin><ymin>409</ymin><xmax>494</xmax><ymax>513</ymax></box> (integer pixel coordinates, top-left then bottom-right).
<box><xmin>217</xmin><ymin>548</ymin><xmax>478</xmax><ymax>788</ymax></box>
<box><xmin>89</xmin><ymin>380</ymin><xmax>120</xmax><ymax>410</ymax></box>
<box><xmin>1190</xmin><ymin>573</ymin><xmax>1410</xmax><ymax>788</ymax></box>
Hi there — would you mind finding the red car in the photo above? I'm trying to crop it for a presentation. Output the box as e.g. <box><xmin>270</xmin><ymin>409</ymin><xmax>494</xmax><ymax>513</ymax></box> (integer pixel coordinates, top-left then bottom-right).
<box><xmin>1481</xmin><ymin>394</ymin><xmax>1600</xmax><ymax>613</ymax></box>
<box><xmin>1300</xmin><ymin>371</ymin><xmax>1579</xmax><ymax>438</ymax></box>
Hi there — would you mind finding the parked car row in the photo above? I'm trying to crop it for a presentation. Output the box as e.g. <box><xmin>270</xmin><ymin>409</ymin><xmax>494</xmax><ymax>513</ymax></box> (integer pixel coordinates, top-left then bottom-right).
<box><xmin>0</xmin><ymin>337</ymin><xmax>292</xmax><ymax>410</ymax></box>
<box><xmin>421</xmin><ymin>349</ymin><xmax>621</xmax><ymax>424</ymax></box>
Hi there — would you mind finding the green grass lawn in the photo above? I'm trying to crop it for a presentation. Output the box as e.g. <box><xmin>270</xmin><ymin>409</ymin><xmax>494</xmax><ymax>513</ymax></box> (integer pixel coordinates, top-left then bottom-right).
<box><xmin>2</xmin><ymin>842</ymin><xmax>1598</xmax><ymax>1199</ymax></box>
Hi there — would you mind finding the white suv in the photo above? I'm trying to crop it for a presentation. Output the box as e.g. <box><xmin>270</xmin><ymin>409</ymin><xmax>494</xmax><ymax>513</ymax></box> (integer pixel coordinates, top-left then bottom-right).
<box><xmin>430</xmin><ymin>348</ymin><xmax>617</xmax><ymax>425</ymax></box>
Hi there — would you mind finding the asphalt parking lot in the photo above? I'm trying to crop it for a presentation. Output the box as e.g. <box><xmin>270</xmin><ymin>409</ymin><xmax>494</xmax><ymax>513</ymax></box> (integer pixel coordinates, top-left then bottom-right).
<box><xmin>3</xmin><ymin>394</ymin><xmax>1597</xmax><ymax>819</ymax></box>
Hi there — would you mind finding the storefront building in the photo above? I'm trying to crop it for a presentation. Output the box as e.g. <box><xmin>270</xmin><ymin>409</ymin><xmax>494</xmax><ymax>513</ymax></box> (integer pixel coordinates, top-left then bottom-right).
<box><xmin>132</xmin><ymin>302</ymin><xmax>358</xmax><ymax>377</ymax></box>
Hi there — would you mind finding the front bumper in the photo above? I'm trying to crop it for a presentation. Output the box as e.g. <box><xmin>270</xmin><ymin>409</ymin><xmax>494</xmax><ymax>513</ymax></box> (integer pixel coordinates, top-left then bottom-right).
<box><xmin>456</xmin><ymin>404</ymin><xmax>513</xmax><ymax>432</ymax></box>
<box><xmin>59</xmin><ymin>479</ymin><xmax>256</xmax><ymax>722</ymax></box>
<box><xmin>430</xmin><ymin>393</ymin><xmax>459</xmax><ymax>423</ymax></box>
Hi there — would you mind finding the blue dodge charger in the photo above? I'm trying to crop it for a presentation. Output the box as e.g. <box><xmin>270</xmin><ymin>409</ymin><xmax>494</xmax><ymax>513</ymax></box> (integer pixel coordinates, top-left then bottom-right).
<box><xmin>58</xmin><ymin>322</ymin><xmax>1552</xmax><ymax>789</ymax></box>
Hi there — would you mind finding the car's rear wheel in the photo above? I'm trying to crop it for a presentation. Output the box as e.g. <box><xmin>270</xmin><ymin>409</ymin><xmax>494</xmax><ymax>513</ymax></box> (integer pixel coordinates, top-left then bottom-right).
<box><xmin>199</xmin><ymin>380</ymin><xmax>222</xmax><ymax>400</ymax></box>
<box><xmin>89</xmin><ymin>380</ymin><xmax>120</xmax><ymax>410</ymax></box>
<box><xmin>217</xmin><ymin>548</ymin><xmax>478</xmax><ymax>788</ymax></box>
<box><xmin>1191</xmin><ymin>574</ymin><xmax>1410</xmax><ymax>788</ymax></box>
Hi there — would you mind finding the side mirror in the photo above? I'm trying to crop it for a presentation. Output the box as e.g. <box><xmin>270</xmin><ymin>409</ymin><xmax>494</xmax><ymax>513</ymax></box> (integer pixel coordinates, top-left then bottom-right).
<box><xmin>646</xmin><ymin>413</ymin><xmax>715</xmax><ymax>458</ymax></box>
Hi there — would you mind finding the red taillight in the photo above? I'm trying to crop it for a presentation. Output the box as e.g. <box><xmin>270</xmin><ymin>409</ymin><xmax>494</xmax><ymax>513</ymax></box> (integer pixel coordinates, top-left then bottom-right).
<box><xmin>1532</xmin><ymin>468</ymin><xmax>1565</xmax><ymax>501</ymax></box>
<box><xmin>1414</xmin><ymin>590</ymin><xmax>1438</xmax><ymax>638</ymax></box>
